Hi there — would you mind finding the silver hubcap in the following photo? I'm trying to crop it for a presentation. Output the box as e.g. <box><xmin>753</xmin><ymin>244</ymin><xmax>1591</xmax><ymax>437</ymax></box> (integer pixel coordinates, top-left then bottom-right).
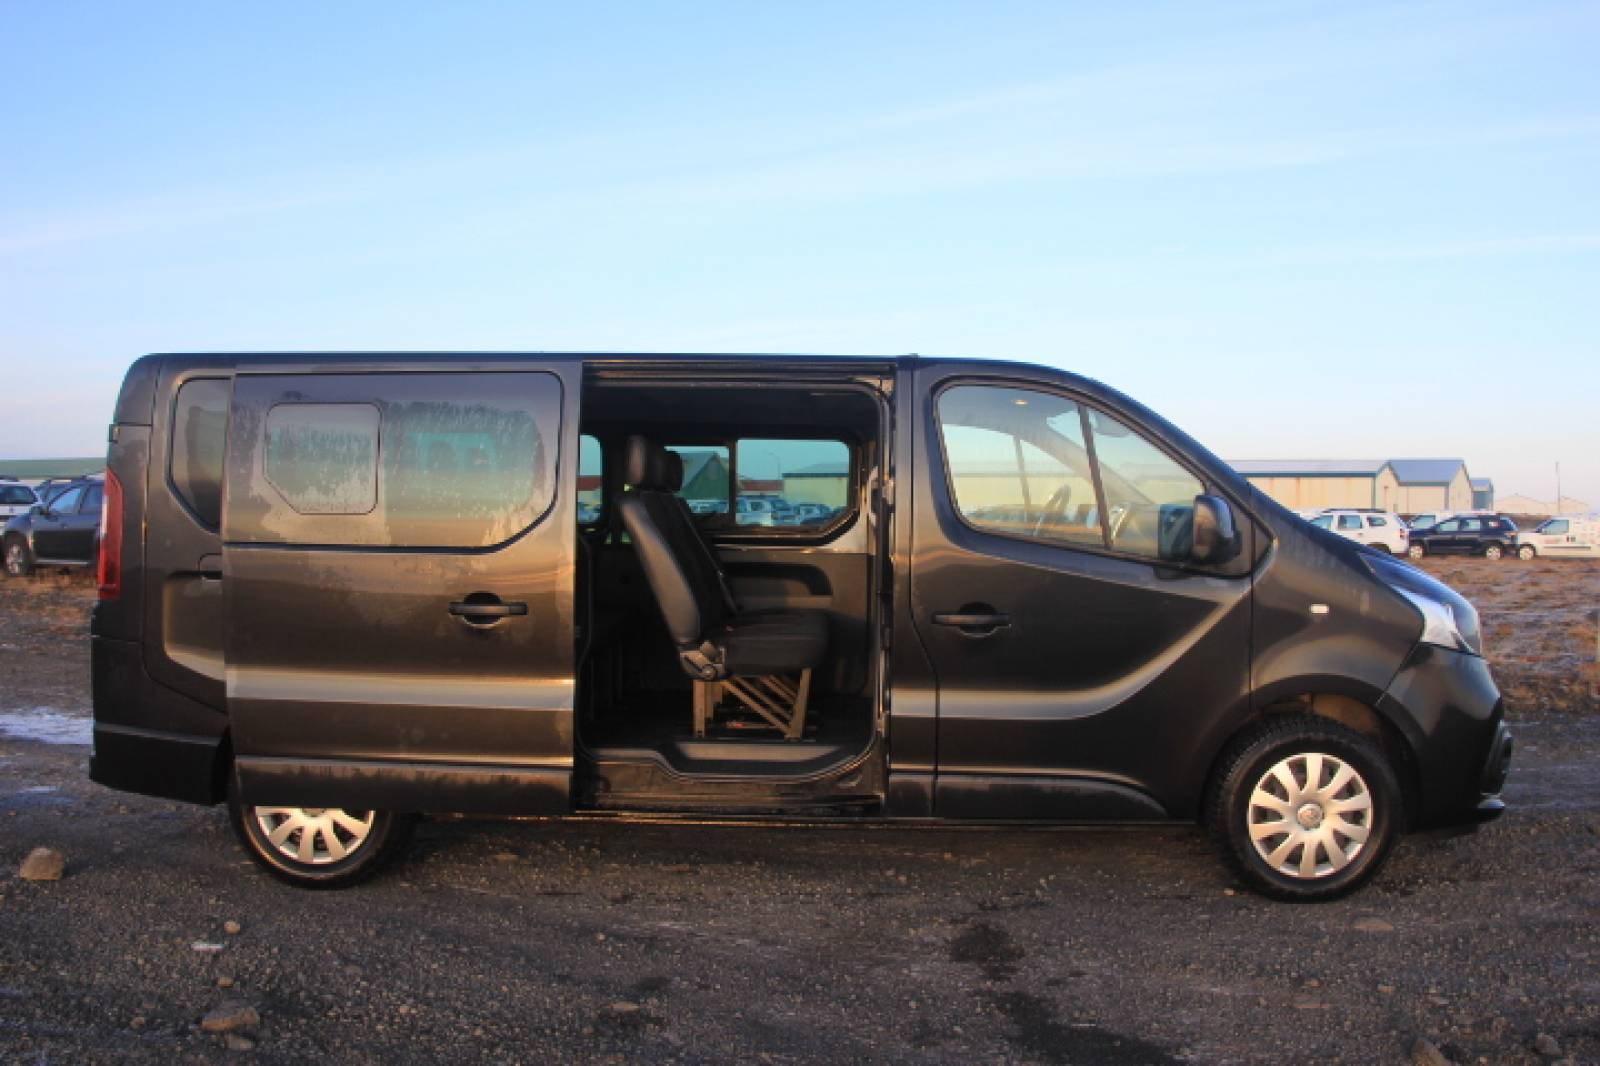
<box><xmin>1486</xmin><ymin>547</ymin><xmax>1500</xmax><ymax>559</ymax></box>
<box><xmin>1247</xmin><ymin>753</ymin><xmax>1372</xmax><ymax>879</ymax></box>
<box><xmin>1519</xmin><ymin>547</ymin><xmax>1534</xmax><ymax>560</ymax></box>
<box><xmin>253</xmin><ymin>807</ymin><xmax>375</xmax><ymax>865</ymax></box>
<box><xmin>5</xmin><ymin>543</ymin><xmax>21</xmax><ymax>572</ymax></box>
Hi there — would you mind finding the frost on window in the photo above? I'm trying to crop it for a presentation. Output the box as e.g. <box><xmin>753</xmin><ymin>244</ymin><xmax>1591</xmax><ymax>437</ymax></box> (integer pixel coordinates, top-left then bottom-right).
<box><xmin>264</xmin><ymin>404</ymin><xmax>379</xmax><ymax>515</ymax></box>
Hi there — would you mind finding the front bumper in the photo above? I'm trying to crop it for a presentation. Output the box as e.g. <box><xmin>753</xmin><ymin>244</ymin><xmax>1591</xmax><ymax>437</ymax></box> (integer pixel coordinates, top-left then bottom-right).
<box><xmin>1378</xmin><ymin>644</ymin><xmax>1510</xmax><ymax>829</ymax></box>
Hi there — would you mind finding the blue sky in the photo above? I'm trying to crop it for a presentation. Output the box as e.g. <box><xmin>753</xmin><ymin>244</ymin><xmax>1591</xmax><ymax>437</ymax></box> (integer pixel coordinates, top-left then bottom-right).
<box><xmin>3</xmin><ymin>1</ymin><xmax>1597</xmax><ymax>502</ymax></box>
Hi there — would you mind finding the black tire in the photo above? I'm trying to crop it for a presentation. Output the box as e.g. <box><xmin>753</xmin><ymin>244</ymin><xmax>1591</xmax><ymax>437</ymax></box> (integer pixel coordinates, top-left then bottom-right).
<box><xmin>4</xmin><ymin>536</ymin><xmax>33</xmax><ymax>577</ymax></box>
<box><xmin>1208</xmin><ymin>715</ymin><xmax>1402</xmax><ymax>901</ymax></box>
<box><xmin>227</xmin><ymin>773</ymin><xmax>414</xmax><ymax>889</ymax></box>
<box><xmin>1483</xmin><ymin>543</ymin><xmax>1503</xmax><ymax>561</ymax></box>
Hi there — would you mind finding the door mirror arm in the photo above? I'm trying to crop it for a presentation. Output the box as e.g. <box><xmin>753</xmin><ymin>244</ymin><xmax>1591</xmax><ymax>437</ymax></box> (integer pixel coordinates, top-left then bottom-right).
<box><xmin>1190</xmin><ymin>494</ymin><xmax>1240</xmax><ymax>565</ymax></box>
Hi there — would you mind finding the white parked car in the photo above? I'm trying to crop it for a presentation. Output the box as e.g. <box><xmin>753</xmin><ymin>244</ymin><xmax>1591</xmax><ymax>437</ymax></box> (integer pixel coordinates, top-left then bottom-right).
<box><xmin>0</xmin><ymin>481</ymin><xmax>39</xmax><ymax>522</ymax></box>
<box><xmin>1513</xmin><ymin>515</ymin><xmax>1600</xmax><ymax>560</ymax></box>
<box><xmin>1308</xmin><ymin>509</ymin><xmax>1410</xmax><ymax>554</ymax></box>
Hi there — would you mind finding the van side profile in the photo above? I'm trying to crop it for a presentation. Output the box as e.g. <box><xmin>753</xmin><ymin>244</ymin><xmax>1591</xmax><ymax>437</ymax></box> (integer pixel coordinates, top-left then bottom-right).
<box><xmin>89</xmin><ymin>354</ymin><xmax>1511</xmax><ymax>899</ymax></box>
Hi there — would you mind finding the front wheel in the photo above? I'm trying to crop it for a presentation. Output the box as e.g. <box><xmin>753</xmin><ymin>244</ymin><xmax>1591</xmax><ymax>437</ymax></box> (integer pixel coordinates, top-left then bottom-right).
<box><xmin>1406</xmin><ymin>543</ymin><xmax>1425</xmax><ymax>560</ymax></box>
<box><xmin>4</xmin><ymin>536</ymin><xmax>33</xmax><ymax>577</ymax></box>
<box><xmin>228</xmin><ymin>775</ymin><xmax>414</xmax><ymax>889</ymax></box>
<box><xmin>1517</xmin><ymin>544</ymin><xmax>1536</xmax><ymax>561</ymax></box>
<box><xmin>1208</xmin><ymin>716</ymin><xmax>1402</xmax><ymax>901</ymax></box>
<box><xmin>1483</xmin><ymin>544</ymin><xmax>1503</xmax><ymax>561</ymax></box>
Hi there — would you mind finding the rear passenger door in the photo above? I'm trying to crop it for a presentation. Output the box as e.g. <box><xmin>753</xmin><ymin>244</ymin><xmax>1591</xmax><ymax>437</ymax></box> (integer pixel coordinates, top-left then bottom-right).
<box><xmin>222</xmin><ymin>360</ymin><xmax>581</xmax><ymax>814</ymax></box>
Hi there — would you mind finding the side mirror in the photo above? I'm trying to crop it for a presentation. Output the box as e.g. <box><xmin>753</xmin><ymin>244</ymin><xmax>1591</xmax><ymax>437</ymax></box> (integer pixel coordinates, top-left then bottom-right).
<box><xmin>1191</xmin><ymin>494</ymin><xmax>1241</xmax><ymax>565</ymax></box>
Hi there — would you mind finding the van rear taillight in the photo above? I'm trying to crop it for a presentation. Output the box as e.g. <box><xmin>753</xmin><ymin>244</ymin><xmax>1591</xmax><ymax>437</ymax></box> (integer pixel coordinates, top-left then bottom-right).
<box><xmin>97</xmin><ymin>468</ymin><xmax>123</xmax><ymax>600</ymax></box>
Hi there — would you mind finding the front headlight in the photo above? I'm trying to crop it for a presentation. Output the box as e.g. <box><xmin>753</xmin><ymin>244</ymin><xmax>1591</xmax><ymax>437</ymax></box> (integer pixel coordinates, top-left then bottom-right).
<box><xmin>1393</xmin><ymin>587</ymin><xmax>1482</xmax><ymax>656</ymax></box>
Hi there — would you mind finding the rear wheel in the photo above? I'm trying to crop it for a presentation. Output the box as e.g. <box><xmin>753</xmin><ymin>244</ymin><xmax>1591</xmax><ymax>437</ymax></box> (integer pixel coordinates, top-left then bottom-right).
<box><xmin>1208</xmin><ymin>715</ymin><xmax>1402</xmax><ymax>901</ymax></box>
<box><xmin>1406</xmin><ymin>543</ymin><xmax>1425</xmax><ymax>560</ymax></box>
<box><xmin>228</xmin><ymin>775</ymin><xmax>414</xmax><ymax>888</ymax></box>
<box><xmin>1517</xmin><ymin>544</ymin><xmax>1536</xmax><ymax>561</ymax></box>
<box><xmin>4</xmin><ymin>536</ymin><xmax>33</xmax><ymax>577</ymax></box>
<box><xmin>1483</xmin><ymin>544</ymin><xmax>1503</xmax><ymax>561</ymax></box>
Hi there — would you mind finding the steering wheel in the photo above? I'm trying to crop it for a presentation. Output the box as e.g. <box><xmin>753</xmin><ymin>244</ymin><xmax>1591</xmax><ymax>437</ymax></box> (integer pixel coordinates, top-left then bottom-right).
<box><xmin>1031</xmin><ymin>485</ymin><xmax>1072</xmax><ymax>539</ymax></box>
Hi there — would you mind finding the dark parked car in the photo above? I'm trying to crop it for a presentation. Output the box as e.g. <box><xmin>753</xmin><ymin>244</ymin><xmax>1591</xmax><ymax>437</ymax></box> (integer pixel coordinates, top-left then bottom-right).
<box><xmin>1406</xmin><ymin>514</ymin><xmax>1518</xmax><ymax>561</ymax></box>
<box><xmin>4</xmin><ymin>476</ymin><xmax>104</xmax><ymax>576</ymax></box>
<box><xmin>88</xmin><ymin>353</ymin><xmax>1510</xmax><ymax>900</ymax></box>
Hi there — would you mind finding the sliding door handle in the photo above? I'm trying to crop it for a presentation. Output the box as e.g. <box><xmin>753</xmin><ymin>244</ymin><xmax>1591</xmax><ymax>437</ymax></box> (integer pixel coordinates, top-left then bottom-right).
<box><xmin>449</xmin><ymin>598</ymin><xmax>528</xmax><ymax>627</ymax></box>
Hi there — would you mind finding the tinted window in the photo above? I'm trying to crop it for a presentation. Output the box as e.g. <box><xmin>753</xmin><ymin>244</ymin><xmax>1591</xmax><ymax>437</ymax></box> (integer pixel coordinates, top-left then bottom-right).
<box><xmin>1338</xmin><ymin>514</ymin><xmax>1362</xmax><ymax>530</ymax></box>
<box><xmin>937</xmin><ymin>385</ymin><xmax>1103</xmax><ymax>550</ymax></box>
<box><xmin>264</xmin><ymin>404</ymin><xmax>380</xmax><ymax>515</ymax></box>
<box><xmin>1460</xmin><ymin>518</ymin><xmax>1482</xmax><ymax>532</ymax></box>
<box><xmin>668</xmin><ymin>445</ymin><xmax>731</xmax><ymax>517</ymax></box>
<box><xmin>1086</xmin><ymin>409</ymin><xmax>1203</xmax><ymax>559</ymax></box>
<box><xmin>81</xmin><ymin>484</ymin><xmax>103</xmax><ymax>514</ymax></box>
<box><xmin>171</xmin><ymin>377</ymin><xmax>231</xmax><ymax>528</ymax></box>
<box><xmin>578</xmin><ymin>435</ymin><xmax>603</xmax><ymax>527</ymax></box>
<box><xmin>228</xmin><ymin>372</ymin><xmax>560</xmax><ymax>549</ymax></box>
<box><xmin>1366</xmin><ymin>515</ymin><xmax>1388</xmax><ymax>527</ymax></box>
<box><xmin>1310</xmin><ymin>515</ymin><xmax>1334</xmax><ymax>529</ymax></box>
<box><xmin>47</xmin><ymin>486</ymin><xmax>84</xmax><ymax>514</ymax></box>
<box><xmin>1435</xmin><ymin>519</ymin><xmax>1460</xmax><ymax>532</ymax></box>
<box><xmin>0</xmin><ymin>486</ymin><xmax>33</xmax><ymax>505</ymax></box>
<box><xmin>737</xmin><ymin>439</ymin><xmax>851</xmax><ymax>528</ymax></box>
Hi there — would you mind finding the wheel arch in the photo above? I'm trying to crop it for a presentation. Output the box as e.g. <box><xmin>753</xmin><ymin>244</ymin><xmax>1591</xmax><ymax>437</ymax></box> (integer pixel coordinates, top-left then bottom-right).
<box><xmin>1201</xmin><ymin>690</ymin><xmax>1422</xmax><ymax>830</ymax></box>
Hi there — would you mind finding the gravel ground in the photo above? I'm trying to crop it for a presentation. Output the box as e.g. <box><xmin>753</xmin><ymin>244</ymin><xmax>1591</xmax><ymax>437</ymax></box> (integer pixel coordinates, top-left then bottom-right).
<box><xmin>2</xmin><ymin>561</ymin><xmax>1597</xmax><ymax>1065</ymax></box>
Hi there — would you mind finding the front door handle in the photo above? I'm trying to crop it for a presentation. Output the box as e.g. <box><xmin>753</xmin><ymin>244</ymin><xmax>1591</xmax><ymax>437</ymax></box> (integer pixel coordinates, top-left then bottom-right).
<box><xmin>932</xmin><ymin>608</ymin><xmax>1012</xmax><ymax>636</ymax></box>
<box><xmin>449</xmin><ymin>598</ymin><xmax>528</xmax><ymax>627</ymax></box>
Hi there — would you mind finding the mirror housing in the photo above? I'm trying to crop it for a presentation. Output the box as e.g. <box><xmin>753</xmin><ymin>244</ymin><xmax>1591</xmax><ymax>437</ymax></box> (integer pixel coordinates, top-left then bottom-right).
<box><xmin>1190</xmin><ymin>494</ymin><xmax>1240</xmax><ymax>565</ymax></box>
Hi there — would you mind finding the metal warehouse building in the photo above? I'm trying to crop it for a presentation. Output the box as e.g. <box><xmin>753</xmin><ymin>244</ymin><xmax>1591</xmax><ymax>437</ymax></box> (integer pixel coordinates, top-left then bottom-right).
<box><xmin>1231</xmin><ymin>458</ymin><xmax>1478</xmax><ymax>513</ymax></box>
<box><xmin>1230</xmin><ymin>459</ymin><xmax>1400</xmax><ymax>511</ymax></box>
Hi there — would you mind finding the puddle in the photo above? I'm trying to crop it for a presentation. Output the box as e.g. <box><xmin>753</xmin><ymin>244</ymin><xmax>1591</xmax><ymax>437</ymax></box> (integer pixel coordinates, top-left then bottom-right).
<box><xmin>0</xmin><ymin>709</ymin><xmax>93</xmax><ymax>746</ymax></box>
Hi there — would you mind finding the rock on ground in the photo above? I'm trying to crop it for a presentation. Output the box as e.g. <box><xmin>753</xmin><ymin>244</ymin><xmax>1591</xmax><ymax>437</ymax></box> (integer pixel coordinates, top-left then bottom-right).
<box><xmin>200</xmin><ymin>1002</ymin><xmax>261</xmax><ymax>1034</ymax></box>
<box><xmin>19</xmin><ymin>847</ymin><xmax>65</xmax><ymax>881</ymax></box>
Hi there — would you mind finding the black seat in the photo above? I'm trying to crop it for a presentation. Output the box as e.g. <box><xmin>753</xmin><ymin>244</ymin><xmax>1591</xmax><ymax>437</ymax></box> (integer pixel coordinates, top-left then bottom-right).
<box><xmin>616</xmin><ymin>436</ymin><xmax>826</xmax><ymax>738</ymax></box>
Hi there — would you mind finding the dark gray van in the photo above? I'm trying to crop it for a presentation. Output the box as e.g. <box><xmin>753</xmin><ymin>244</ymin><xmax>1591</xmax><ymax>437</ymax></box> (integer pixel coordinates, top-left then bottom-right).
<box><xmin>89</xmin><ymin>354</ymin><xmax>1511</xmax><ymax>899</ymax></box>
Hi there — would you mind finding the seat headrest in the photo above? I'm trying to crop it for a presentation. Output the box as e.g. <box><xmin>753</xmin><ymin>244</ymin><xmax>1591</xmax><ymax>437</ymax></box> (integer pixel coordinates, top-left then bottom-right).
<box><xmin>623</xmin><ymin>435</ymin><xmax>659</xmax><ymax>489</ymax></box>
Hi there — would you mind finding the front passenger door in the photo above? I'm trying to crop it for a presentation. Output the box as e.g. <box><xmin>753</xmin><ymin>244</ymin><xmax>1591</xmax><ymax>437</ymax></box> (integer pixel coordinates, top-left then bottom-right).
<box><xmin>910</xmin><ymin>369</ymin><xmax>1253</xmax><ymax>820</ymax></box>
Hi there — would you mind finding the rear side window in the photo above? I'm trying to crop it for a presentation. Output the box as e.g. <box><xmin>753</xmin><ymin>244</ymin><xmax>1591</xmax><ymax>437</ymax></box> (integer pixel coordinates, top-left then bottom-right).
<box><xmin>578</xmin><ymin>435</ymin><xmax>603</xmax><ymax>527</ymax></box>
<box><xmin>1338</xmin><ymin>514</ymin><xmax>1362</xmax><ymax>531</ymax></box>
<box><xmin>1366</xmin><ymin>515</ymin><xmax>1388</xmax><ymax>527</ymax></box>
<box><xmin>171</xmin><ymin>377</ymin><xmax>231</xmax><ymax>528</ymax></box>
<box><xmin>1310</xmin><ymin>515</ymin><xmax>1333</xmax><ymax>529</ymax></box>
<box><xmin>0</xmin><ymin>486</ymin><xmax>33</xmax><ymax>505</ymax></box>
<box><xmin>264</xmin><ymin>404</ymin><xmax>380</xmax><ymax>515</ymax></box>
<box><xmin>666</xmin><ymin>445</ymin><xmax>730</xmax><ymax>516</ymax></box>
<box><xmin>735</xmin><ymin>438</ymin><xmax>851</xmax><ymax>529</ymax></box>
<box><xmin>226</xmin><ymin>372</ymin><xmax>560</xmax><ymax>549</ymax></box>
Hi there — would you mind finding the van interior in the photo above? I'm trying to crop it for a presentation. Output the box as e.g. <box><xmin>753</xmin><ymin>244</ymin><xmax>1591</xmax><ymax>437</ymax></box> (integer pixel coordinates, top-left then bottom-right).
<box><xmin>574</xmin><ymin>373</ymin><xmax>888</xmax><ymax>808</ymax></box>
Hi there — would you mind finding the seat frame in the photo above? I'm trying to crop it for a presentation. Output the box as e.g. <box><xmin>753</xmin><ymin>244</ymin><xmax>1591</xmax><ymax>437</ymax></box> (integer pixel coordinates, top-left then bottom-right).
<box><xmin>693</xmin><ymin>669</ymin><xmax>813</xmax><ymax>740</ymax></box>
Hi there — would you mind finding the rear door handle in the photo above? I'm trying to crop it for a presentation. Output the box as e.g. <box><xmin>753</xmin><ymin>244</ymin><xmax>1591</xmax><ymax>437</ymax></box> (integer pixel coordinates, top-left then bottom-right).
<box><xmin>449</xmin><ymin>600</ymin><xmax>528</xmax><ymax>626</ymax></box>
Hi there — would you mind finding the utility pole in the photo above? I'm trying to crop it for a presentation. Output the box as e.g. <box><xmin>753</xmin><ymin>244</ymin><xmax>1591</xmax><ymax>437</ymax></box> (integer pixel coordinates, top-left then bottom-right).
<box><xmin>1555</xmin><ymin>461</ymin><xmax>1562</xmax><ymax>514</ymax></box>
